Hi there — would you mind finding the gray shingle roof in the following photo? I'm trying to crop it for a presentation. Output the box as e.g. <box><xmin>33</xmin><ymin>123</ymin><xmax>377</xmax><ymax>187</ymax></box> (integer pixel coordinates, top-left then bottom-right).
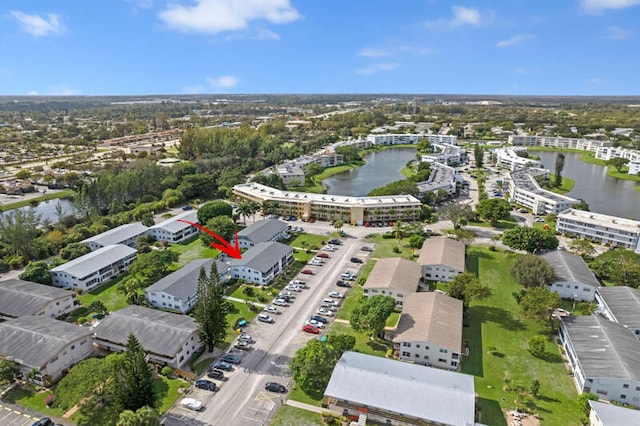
<box><xmin>145</xmin><ymin>258</ymin><xmax>213</xmax><ymax>300</ymax></box>
<box><xmin>418</xmin><ymin>236</ymin><xmax>466</xmax><ymax>272</ymax></box>
<box><xmin>324</xmin><ymin>351</ymin><xmax>475</xmax><ymax>426</ymax></box>
<box><xmin>238</xmin><ymin>219</ymin><xmax>288</xmax><ymax>244</ymax></box>
<box><xmin>229</xmin><ymin>242</ymin><xmax>292</xmax><ymax>273</ymax></box>
<box><xmin>588</xmin><ymin>400</ymin><xmax>640</xmax><ymax>426</ymax></box>
<box><xmin>0</xmin><ymin>279</ymin><xmax>75</xmax><ymax>318</ymax></box>
<box><xmin>0</xmin><ymin>316</ymin><xmax>92</xmax><ymax>369</ymax></box>
<box><xmin>82</xmin><ymin>223</ymin><xmax>148</xmax><ymax>247</ymax></box>
<box><xmin>363</xmin><ymin>258</ymin><xmax>421</xmax><ymax>294</ymax></box>
<box><xmin>542</xmin><ymin>250</ymin><xmax>600</xmax><ymax>288</ymax></box>
<box><xmin>93</xmin><ymin>305</ymin><xmax>198</xmax><ymax>358</ymax></box>
<box><xmin>596</xmin><ymin>286</ymin><xmax>640</xmax><ymax>331</ymax></box>
<box><xmin>561</xmin><ymin>315</ymin><xmax>640</xmax><ymax>380</ymax></box>
<box><xmin>149</xmin><ymin>211</ymin><xmax>198</xmax><ymax>233</ymax></box>
<box><xmin>51</xmin><ymin>244</ymin><xmax>137</xmax><ymax>279</ymax></box>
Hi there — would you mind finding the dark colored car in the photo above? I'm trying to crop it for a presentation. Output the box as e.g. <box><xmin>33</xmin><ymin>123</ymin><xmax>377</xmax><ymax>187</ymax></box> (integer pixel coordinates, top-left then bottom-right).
<box><xmin>350</xmin><ymin>257</ymin><xmax>364</xmax><ymax>264</ymax></box>
<box><xmin>316</xmin><ymin>252</ymin><xmax>330</xmax><ymax>258</ymax></box>
<box><xmin>212</xmin><ymin>361</ymin><xmax>233</xmax><ymax>371</ymax></box>
<box><xmin>207</xmin><ymin>368</ymin><xmax>225</xmax><ymax>380</ymax></box>
<box><xmin>265</xmin><ymin>382</ymin><xmax>287</xmax><ymax>393</ymax></box>
<box><xmin>361</xmin><ymin>246</ymin><xmax>373</xmax><ymax>252</ymax></box>
<box><xmin>328</xmin><ymin>238</ymin><xmax>342</xmax><ymax>245</ymax></box>
<box><xmin>309</xmin><ymin>315</ymin><xmax>328</xmax><ymax>324</ymax></box>
<box><xmin>195</xmin><ymin>379</ymin><xmax>217</xmax><ymax>391</ymax></box>
<box><xmin>220</xmin><ymin>354</ymin><xmax>242</xmax><ymax>364</ymax></box>
<box><xmin>32</xmin><ymin>419</ymin><xmax>53</xmax><ymax>426</ymax></box>
<box><xmin>336</xmin><ymin>280</ymin><xmax>351</xmax><ymax>288</ymax></box>
<box><xmin>300</xmin><ymin>269</ymin><xmax>314</xmax><ymax>275</ymax></box>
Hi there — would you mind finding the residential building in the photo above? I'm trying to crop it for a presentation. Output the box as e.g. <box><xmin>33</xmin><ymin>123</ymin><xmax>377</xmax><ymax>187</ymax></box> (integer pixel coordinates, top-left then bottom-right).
<box><xmin>588</xmin><ymin>400</ymin><xmax>640</xmax><ymax>426</ymax></box>
<box><xmin>417</xmin><ymin>237</ymin><xmax>465</xmax><ymax>282</ymax></box>
<box><xmin>504</xmin><ymin>168</ymin><xmax>578</xmax><ymax>215</ymax></box>
<box><xmin>595</xmin><ymin>286</ymin><xmax>640</xmax><ymax>340</ymax></box>
<box><xmin>92</xmin><ymin>305</ymin><xmax>200</xmax><ymax>369</ymax></box>
<box><xmin>148</xmin><ymin>210</ymin><xmax>199</xmax><ymax>243</ymax></box>
<box><xmin>508</xmin><ymin>135</ymin><xmax>612</xmax><ymax>152</ymax></box>
<box><xmin>51</xmin><ymin>244</ymin><xmax>137</xmax><ymax>292</ymax></box>
<box><xmin>494</xmin><ymin>147</ymin><xmax>543</xmax><ymax>170</ymax></box>
<box><xmin>392</xmin><ymin>292</ymin><xmax>463</xmax><ymax>370</ymax></box>
<box><xmin>421</xmin><ymin>143</ymin><xmax>464</xmax><ymax>165</ymax></box>
<box><xmin>594</xmin><ymin>146</ymin><xmax>640</xmax><ymax>164</ymax></box>
<box><xmin>363</xmin><ymin>258</ymin><xmax>422</xmax><ymax>308</ymax></box>
<box><xmin>559</xmin><ymin>315</ymin><xmax>640</xmax><ymax>404</ymax></box>
<box><xmin>82</xmin><ymin>222</ymin><xmax>149</xmax><ymax>251</ymax></box>
<box><xmin>367</xmin><ymin>133</ymin><xmax>458</xmax><ymax>145</ymax></box>
<box><xmin>324</xmin><ymin>351</ymin><xmax>475</xmax><ymax>426</ymax></box>
<box><xmin>276</xmin><ymin>163</ymin><xmax>305</xmax><ymax>185</ymax></box>
<box><xmin>557</xmin><ymin>209</ymin><xmax>640</xmax><ymax>253</ymax></box>
<box><xmin>332</xmin><ymin>138</ymin><xmax>372</xmax><ymax>150</ymax></box>
<box><xmin>0</xmin><ymin>316</ymin><xmax>93</xmax><ymax>385</ymax></box>
<box><xmin>416</xmin><ymin>162</ymin><xmax>460</xmax><ymax>196</ymax></box>
<box><xmin>228</xmin><ymin>242</ymin><xmax>293</xmax><ymax>285</ymax></box>
<box><xmin>145</xmin><ymin>259</ymin><xmax>230</xmax><ymax>314</ymax></box>
<box><xmin>541</xmin><ymin>250</ymin><xmax>600</xmax><ymax>301</ymax></box>
<box><xmin>237</xmin><ymin>219</ymin><xmax>289</xmax><ymax>249</ymax></box>
<box><xmin>0</xmin><ymin>279</ymin><xmax>78</xmax><ymax>320</ymax></box>
<box><xmin>629</xmin><ymin>161</ymin><xmax>640</xmax><ymax>176</ymax></box>
<box><xmin>233</xmin><ymin>183</ymin><xmax>421</xmax><ymax>226</ymax></box>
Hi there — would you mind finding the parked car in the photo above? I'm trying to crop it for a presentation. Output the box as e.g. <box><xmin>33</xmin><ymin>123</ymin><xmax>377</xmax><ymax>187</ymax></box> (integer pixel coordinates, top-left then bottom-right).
<box><xmin>265</xmin><ymin>382</ymin><xmax>287</xmax><ymax>393</ymax></box>
<box><xmin>272</xmin><ymin>299</ymin><xmax>288</xmax><ymax>307</ymax></box>
<box><xmin>302</xmin><ymin>324</ymin><xmax>320</xmax><ymax>334</ymax></box>
<box><xmin>361</xmin><ymin>246</ymin><xmax>373</xmax><ymax>252</ymax></box>
<box><xmin>285</xmin><ymin>284</ymin><xmax>302</xmax><ymax>292</ymax></box>
<box><xmin>350</xmin><ymin>257</ymin><xmax>364</xmax><ymax>264</ymax></box>
<box><xmin>212</xmin><ymin>361</ymin><xmax>233</xmax><ymax>371</ymax></box>
<box><xmin>300</xmin><ymin>269</ymin><xmax>314</xmax><ymax>275</ymax></box>
<box><xmin>264</xmin><ymin>305</ymin><xmax>281</xmax><ymax>314</ymax></box>
<box><xmin>328</xmin><ymin>291</ymin><xmax>344</xmax><ymax>299</ymax></box>
<box><xmin>323</xmin><ymin>298</ymin><xmax>340</xmax><ymax>306</ymax></box>
<box><xmin>257</xmin><ymin>314</ymin><xmax>274</xmax><ymax>323</ymax></box>
<box><xmin>220</xmin><ymin>354</ymin><xmax>242</xmax><ymax>364</ymax></box>
<box><xmin>181</xmin><ymin>398</ymin><xmax>204</xmax><ymax>411</ymax></box>
<box><xmin>306</xmin><ymin>319</ymin><xmax>325</xmax><ymax>328</ymax></box>
<box><xmin>319</xmin><ymin>302</ymin><xmax>336</xmax><ymax>309</ymax></box>
<box><xmin>310</xmin><ymin>259</ymin><xmax>324</xmax><ymax>266</ymax></box>
<box><xmin>195</xmin><ymin>379</ymin><xmax>217</xmax><ymax>392</ymax></box>
<box><xmin>317</xmin><ymin>308</ymin><xmax>335</xmax><ymax>317</ymax></box>
<box><xmin>518</xmin><ymin>208</ymin><xmax>528</xmax><ymax>213</ymax></box>
<box><xmin>289</xmin><ymin>279</ymin><xmax>306</xmax><ymax>286</ymax></box>
<box><xmin>316</xmin><ymin>252</ymin><xmax>330</xmax><ymax>258</ymax></box>
<box><xmin>234</xmin><ymin>341</ymin><xmax>252</xmax><ymax>351</ymax></box>
<box><xmin>32</xmin><ymin>419</ymin><xmax>53</xmax><ymax>426</ymax></box>
<box><xmin>207</xmin><ymin>368</ymin><xmax>225</xmax><ymax>380</ymax></box>
<box><xmin>336</xmin><ymin>280</ymin><xmax>351</xmax><ymax>288</ymax></box>
<box><xmin>310</xmin><ymin>315</ymin><xmax>328</xmax><ymax>324</ymax></box>
<box><xmin>238</xmin><ymin>332</ymin><xmax>252</xmax><ymax>342</ymax></box>
<box><xmin>277</xmin><ymin>293</ymin><xmax>292</xmax><ymax>302</ymax></box>
<box><xmin>328</xmin><ymin>238</ymin><xmax>342</xmax><ymax>245</ymax></box>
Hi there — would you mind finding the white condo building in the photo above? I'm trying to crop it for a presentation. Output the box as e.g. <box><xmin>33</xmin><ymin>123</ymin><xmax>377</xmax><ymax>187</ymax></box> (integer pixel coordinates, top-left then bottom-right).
<box><xmin>367</xmin><ymin>133</ymin><xmax>457</xmax><ymax>145</ymax></box>
<box><xmin>595</xmin><ymin>146</ymin><xmax>640</xmax><ymax>175</ymax></box>
<box><xmin>494</xmin><ymin>147</ymin><xmax>543</xmax><ymax>170</ymax></box>
<box><xmin>421</xmin><ymin>143</ymin><xmax>464</xmax><ymax>165</ymax></box>
<box><xmin>557</xmin><ymin>209</ymin><xmax>640</xmax><ymax>253</ymax></box>
<box><xmin>508</xmin><ymin>135</ymin><xmax>612</xmax><ymax>152</ymax></box>
<box><xmin>504</xmin><ymin>168</ymin><xmax>578</xmax><ymax>215</ymax></box>
<box><xmin>416</xmin><ymin>163</ymin><xmax>460</xmax><ymax>196</ymax></box>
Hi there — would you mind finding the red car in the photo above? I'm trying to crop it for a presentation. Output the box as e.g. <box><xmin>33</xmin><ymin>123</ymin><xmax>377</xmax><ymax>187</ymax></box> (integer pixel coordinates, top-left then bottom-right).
<box><xmin>316</xmin><ymin>252</ymin><xmax>330</xmax><ymax>258</ymax></box>
<box><xmin>302</xmin><ymin>324</ymin><xmax>320</xmax><ymax>334</ymax></box>
<box><xmin>300</xmin><ymin>269</ymin><xmax>314</xmax><ymax>275</ymax></box>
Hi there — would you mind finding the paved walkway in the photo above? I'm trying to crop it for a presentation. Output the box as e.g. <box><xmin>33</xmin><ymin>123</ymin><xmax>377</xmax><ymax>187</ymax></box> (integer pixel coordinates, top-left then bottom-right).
<box><xmin>284</xmin><ymin>399</ymin><xmax>327</xmax><ymax>414</ymax></box>
<box><xmin>333</xmin><ymin>318</ymin><xmax>349</xmax><ymax>324</ymax></box>
<box><xmin>223</xmin><ymin>295</ymin><xmax>267</xmax><ymax>308</ymax></box>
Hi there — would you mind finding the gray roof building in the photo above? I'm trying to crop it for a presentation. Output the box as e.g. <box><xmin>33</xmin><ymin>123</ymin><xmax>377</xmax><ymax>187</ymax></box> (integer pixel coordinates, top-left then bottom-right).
<box><xmin>237</xmin><ymin>219</ymin><xmax>288</xmax><ymax>246</ymax></box>
<box><xmin>561</xmin><ymin>315</ymin><xmax>640</xmax><ymax>381</ymax></box>
<box><xmin>363</xmin><ymin>257</ymin><xmax>422</xmax><ymax>294</ymax></box>
<box><xmin>229</xmin><ymin>242</ymin><xmax>293</xmax><ymax>273</ymax></box>
<box><xmin>146</xmin><ymin>258</ymin><xmax>213</xmax><ymax>301</ymax></box>
<box><xmin>542</xmin><ymin>250</ymin><xmax>600</xmax><ymax>288</ymax></box>
<box><xmin>50</xmin><ymin>244</ymin><xmax>138</xmax><ymax>279</ymax></box>
<box><xmin>0</xmin><ymin>316</ymin><xmax>92</xmax><ymax>371</ymax></box>
<box><xmin>418</xmin><ymin>236</ymin><xmax>466</xmax><ymax>273</ymax></box>
<box><xmin>149</xmin><ymin>210</ymin><xmax>197</xmax><ymax>234</ymax></box>
<box><xmin>589</xmin><ymin>400</ymin><xmax>640</xmax><ymax>426</ymax></box>
<box><xmin>82</xmin><ymin>222</ymin><xmax>148</xmax><ymax>249</ymax></box>
<box><xmin>0</xmin><ymin>279</ymin><xmax>76</xmax><ymax>319</ymax></box>
<box><xmin>596</xmin><ymin>286</ymin><xmax>640</xmax><ymax>334</ymax></box>
<box><xmin>324</xmin><ymin>351</ymin><xmax>475</xmax><ymax>426</ymax></box>
<box><xmin>93</xmin><ymin>305</ymin><xmax>199</xmax><ymax>359</ymax></box>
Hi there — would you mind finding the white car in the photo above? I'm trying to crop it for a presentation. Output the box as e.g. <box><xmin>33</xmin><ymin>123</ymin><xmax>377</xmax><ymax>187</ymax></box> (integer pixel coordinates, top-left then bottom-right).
<box><xmin>306</xmin><ymin>319</ymin><xmax>325</xmax><ymax>328</ymax></box>
<box><xmin>310</xmin><ymin>260</ymin><xmax>323</xmax><ymax>266</ymax></box>
<box><xmin>257</xmin><ymin>314</ymin><xmax>274</xmax><ymax>323</ymax></box>
<box><xmin>238</xmin><ymin>332</ymin><xmax>252</xmax><ymax>342</ymax></box>
<box><xmin>289</xmin><ymin>280</ymin><xmax>306</xmax><ymax>286</ymax></box>
<box><xmin>323</xmin><ymin>245</ymin><xmax>336</xmax><ymax>252</ymax></box>
<box><xmin>317</xmin><ymin>308</ymin><xmax>334</xmax><ymax>317</ymax></box>
<box><xmin>328</xmin><ymin>291</ymin><xmax>344</xmax><ymax>299</ymax></box>
<box><xmin>272</xmin><ymin>299</ymin><xmax>288</xmax><ymax>307</ymax></box>
<box><xmin>181</xmin><ymin>398</ymin><xmax>204</xmax><ymax>411</ymax></box>
<box><xmin>285</xmin><ymin>284</ymin><xmax>302</xmax><ymax>292</ymax></box>
<box><xmin>264</xmin><ymin>305</ymin><xmax>281</xmax><ymax>315</ymax></box>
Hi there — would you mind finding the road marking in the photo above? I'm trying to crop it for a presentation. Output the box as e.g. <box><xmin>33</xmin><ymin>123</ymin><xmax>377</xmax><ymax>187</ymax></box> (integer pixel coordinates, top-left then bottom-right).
<box><xmin>255</xmin><ymin>391</ymin><xmax>279</xmax><ymax>403</ymax></box>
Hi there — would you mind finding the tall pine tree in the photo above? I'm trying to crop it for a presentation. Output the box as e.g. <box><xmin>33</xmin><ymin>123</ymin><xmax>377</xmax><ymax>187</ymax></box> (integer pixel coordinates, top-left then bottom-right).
<box><xmin>194</xmin><ymin>262</ymin><xmax>230</xmax><ymax>352</ymax></box>
<box><xmin>113</xmin><ymin>334</ymin><xmax>156</xmax><ymax>411</ymax></box>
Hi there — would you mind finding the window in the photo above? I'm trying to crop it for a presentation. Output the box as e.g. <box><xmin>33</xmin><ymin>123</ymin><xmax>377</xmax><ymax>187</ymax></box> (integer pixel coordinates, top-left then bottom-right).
<box><xmin>403</xmin><ymin>342</ymin><xmax>411</xmax><ymax>347</ymax></box>
<box><xmin>623</xmin><ymin>384</ymin><xmax>629</xmax><ymax>389</ymax></box>
<box><xmin>439</xmin><ymin>348</ymin><xmax>448</xmax><ymax>354</ymax></box>
<box><xmin>402</xmin><ymin>351</ymin><xmax>410</xmax><ymax>357</ymax></box>
<box><xmin>621</xmin><ymin>394</ymin><xmax>627</xmax><ymax>399</ymax></box>
<box><xmin>415</xmin><ymin>354</ymin><xmax>420</xmax><ymax>358</ymax></box>
<box><xmin>71</xmin><ymin>345</ymin><xmax>75</xmax><ymax>350</ymax></box>
<box><xmin>416</xmin><ymin>344</ymin><xmax>420</xmax><ymax>348</ymax></box>
<box><xmin>438</xmin><ymin>358</ymin><xmax>447</xmax><ymax>363</ymax></box>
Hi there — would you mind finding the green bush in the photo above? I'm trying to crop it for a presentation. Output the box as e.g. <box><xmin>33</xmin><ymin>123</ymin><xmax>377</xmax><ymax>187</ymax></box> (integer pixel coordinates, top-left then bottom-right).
<box><xmin>77</xmin><ymin>317</ymin><xmax>88</xmax><ymax>325</ymax></box>
<box><xmin>161</xmin><ymin>366</ymin><xmax>173</xmax><ymax>377</ymax></box>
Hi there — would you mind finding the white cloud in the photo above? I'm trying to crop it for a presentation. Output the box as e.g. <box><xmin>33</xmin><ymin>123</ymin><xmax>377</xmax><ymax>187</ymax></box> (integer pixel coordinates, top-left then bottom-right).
<box><xmin>358</xmin><ymin>45</ymin><xmax>435</xmax><ymax>58</ymax></box>
<box><xmin>358</xmin><ymin>48</ymin><xmax>389</xmax><ymax>58</ymax></box>
<box><xmin>206</xmin><ymin>76</ymin><xmax>240</xmax><ymax>88</ymax></box>
<box><xmin>606</xmin><ymin>26</ymin><xmax>633</xmax><ymax>39</ymax></box>
<box><xmin>399</xmin><ymin>45</ymin><xmax>436</xmax><ymax>56</ymax></box>
<box><xmin>582</xmin><ymin>0</ymin><xmax>640</xmax><ymax>13</ymax></box>
<box><xmin>224</xmin><ymin>27</ymin><xmax>281</xmax><ymax>41</ymax></box>
<box><xmin>355</xmin><ymin>62</ymin><xmax>399</xmax><ymax>75</ymax></box>
<box><xmin>496</xmin><ymin>34</ymin><xmax>532</xmax><ymax>47</ymax></box>
<box><xmin>182</xmin><ymin>85</ymin><xmax>205</xmax><ymax>94</ymax></box>
<box><xmin>426</xmin><ymin>6</ymin><xmax>486</xmax><ymax>29</ymax></box>
<box><xmin>159</xmin><ymin>0</ymin><xmax>300</xmax><ymax>34</ymax></box>
<box><xmin>10</xmin><ymin>11</ymin><xmax>64</xmax><ymax>37</ymax></box>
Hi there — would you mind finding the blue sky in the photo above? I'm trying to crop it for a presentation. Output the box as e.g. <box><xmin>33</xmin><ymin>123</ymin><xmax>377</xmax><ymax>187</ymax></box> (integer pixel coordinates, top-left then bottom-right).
<box><xmin>1</xmin><ymin>0</ymin><xmax>639</xmax><ymax>96</ymax></box>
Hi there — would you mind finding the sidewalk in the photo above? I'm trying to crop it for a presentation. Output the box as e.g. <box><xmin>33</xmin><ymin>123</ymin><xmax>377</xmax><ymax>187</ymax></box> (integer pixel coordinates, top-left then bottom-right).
<box><xmin>223</xmin><ymin>295</ymin><xmax>267</xmax><ymax>308</ymax></box>
<box><xmin>284</xmin><ymin>399</ymin><xmax>327</xmax><ymax>414</ymax></box>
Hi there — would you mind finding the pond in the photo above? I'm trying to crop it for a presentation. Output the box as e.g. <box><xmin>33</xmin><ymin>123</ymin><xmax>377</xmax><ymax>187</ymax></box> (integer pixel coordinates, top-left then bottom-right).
<box><xmin>0</xmin><ymin>198</ymin><xmax>76</xmax><ymax>224</ymax></box>
<box><xmin>323</xmin><ymin>147</ymin><xmax>416</xmax><ymax>196</ymax></box>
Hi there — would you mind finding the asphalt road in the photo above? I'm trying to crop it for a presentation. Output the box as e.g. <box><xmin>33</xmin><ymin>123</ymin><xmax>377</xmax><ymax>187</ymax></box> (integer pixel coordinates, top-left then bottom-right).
<box><xmin>163</xmin><ymin>235</ymin><xmax>369</xmax><ymax>426</ymax></box>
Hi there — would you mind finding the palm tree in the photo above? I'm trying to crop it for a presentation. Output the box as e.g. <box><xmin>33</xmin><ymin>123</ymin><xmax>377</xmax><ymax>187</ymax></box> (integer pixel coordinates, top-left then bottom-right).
<box><xmin>393</xmin><ymin>221</ymin><xmax>403</xmax><ymax>243</ymax></box>
<box><xmin>237</xmin><ymin>202</ymin><xmax>252</xmax><ymax>224</ymax></box>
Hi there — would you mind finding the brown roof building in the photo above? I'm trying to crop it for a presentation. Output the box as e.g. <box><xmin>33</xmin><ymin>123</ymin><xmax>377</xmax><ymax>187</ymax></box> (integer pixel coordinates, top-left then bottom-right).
<box><xmin>393</xmin><ymin>292</ymin><xmax>463</xmax><ymax>370</ymax></box>
<box><xmin>417</xmin><ymin>237</ymin><xmax>466</xmax><ymax>282</ymax></box>
<box><xmin>363</xmin><ymin>258</ymin><xmax>422</xmax><ymax>308</ymax></box>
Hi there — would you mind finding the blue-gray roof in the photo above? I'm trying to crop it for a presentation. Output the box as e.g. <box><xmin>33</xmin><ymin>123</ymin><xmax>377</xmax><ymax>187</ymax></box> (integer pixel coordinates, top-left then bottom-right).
<box><xmin>145</xmin><ymin>258</ymin><xmax>213</xmax><ymax>300</ymax></box>
<box><xmin>589</xmin><ymin>400</ymin><xmax>640</xmax><ymax>426</ymax></box>
<box><xmin>51</xmin><ymin>244</ymin><xmax>137</xmax><ymax>279</ymax></box>
<box><xmin>324</xmin><ymin>351</ymin><xmax>475</xmax><ymax>426</ymax></box>
<box><xmin>150</xmin><ymin>210</ymin><xmax>198</xmax><ymax>233</ymax></box>
<box><xmin>542</xmin><ymin>250</ymin><xmax>600</xmax><ymax>288</ymax></box>
<box><xmin>0</xmin><ymin>316</ymin><xmax>92</xmax><ymax>369</ymax></box>
<box><xmin>229</xmin><ymin>242</ymin><xmax>292</xmax><ymax>273</ymax></box>
<box><xmin>238</xmin><ymin>219</ymin><xmax>288</xmax><ymax>244</ymax></box>
<box><xmin>82</xmin><ymin>223</ymin><xmax>148</xmax><ymax>247</ymax></box>
<box><xmin>596</xmin><ymin>286</ymin><xmax>640</xmax><ymax>331</ymax></box>
<box><xmin>0</xmin><ymin>279</ymin><xmax>75</xmax><ymax>318</ymax></box>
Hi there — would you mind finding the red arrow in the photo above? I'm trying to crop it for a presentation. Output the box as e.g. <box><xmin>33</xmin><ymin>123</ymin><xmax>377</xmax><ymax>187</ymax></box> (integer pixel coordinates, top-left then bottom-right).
<box><xmin>178</xmin><ymin>220</ymin><xmax>242</xmax><ymax>259</ymax></box>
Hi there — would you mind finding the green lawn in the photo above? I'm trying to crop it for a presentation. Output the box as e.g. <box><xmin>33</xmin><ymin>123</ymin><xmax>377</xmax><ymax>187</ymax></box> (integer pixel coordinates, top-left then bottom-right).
<box><xmin>385</xmin><ymin>311</ymin><xmax>400</xmax><ymax>328</ymax></box>
<box><xmin>289</xmin><ymin>233</ymin><xmax>329</xmax><ymax>251</ymax></box>
<box><xmin>224</xmin><ymin>300</ymin><xmax>260</xmax><ymax>343</ymax></box>
<box><xmin>155</xmin><ymin>376</ymin><xmax>184</xmax><ymax>413</ymax></box>
<box><xmin>335</xmin><ymin>281</ymin><xmax>363</xmax><ymax>320</ymax></box>
<box><xmin>77</xmin><ymin>276</ymin><xmax>129</xmax><ymax>312</ymax></box>
<box><xmin>463</xmin><ymin>246</ymin><xmax>581</xmax><ymax>426</ymax></box>
<box><xmin>548</xmin><ymin>175</ymin><xmax>575</xmax><ymax>194</ymax></box>
<box><xmin>369</xmin><ymin>234</ymin><xmax>416</xmax><ymax>260</ymax></box>
<box><xmin>1</xmin><ymin>384</ymin><xmax>64</xmax><ymax>418</ymax></box>
<box><xmin>271</xmin><ymin>405</ymin><xmax>323</xmax><ymax>426</ymax></box>
<box><xmin>581</xmin><ymin>153</ymin><xmax>640</xmax><ymax>183</ymax></box>
<box><xmin>288</xmin><ymin>384</ymin><xmax>324</xmax><ymax>407</ymax></box>
<box><xmin>169</xmin><ymin>236</ymin><xmax>218</xmax><ymax>266</ymax></box>
<box><xmin>230</xmin><ymin>285</ymin><xmax>278</xmax><ymax>303</ymax></box>
<box><xmin>327</xmin><ymin>323</ymin><xmax>389</xmax><ymax>357</ymax></box>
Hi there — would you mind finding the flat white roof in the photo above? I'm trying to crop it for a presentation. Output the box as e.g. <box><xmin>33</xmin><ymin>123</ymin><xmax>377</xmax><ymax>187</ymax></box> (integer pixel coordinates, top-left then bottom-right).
<box><xmin>559</xmin><ymin>208</ymin><xmax>640</xmax><ymax>232</ymax></box>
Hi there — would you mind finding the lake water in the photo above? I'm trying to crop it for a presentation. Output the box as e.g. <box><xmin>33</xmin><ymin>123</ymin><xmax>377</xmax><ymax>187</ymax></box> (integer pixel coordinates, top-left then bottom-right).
<box><xmin>536</xmin><ymin>151</ymin><xmax>640</xmax><ymax>220</ymax></box>
<box><xmin>323</xmin><ymin>147</ymin><xmax>417</xmax><ymax>196</ymax></box>
<box><xmin>0</xmin><ymin>198</ymin><xmax>76</xmax><ymax>224</ymax></box>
